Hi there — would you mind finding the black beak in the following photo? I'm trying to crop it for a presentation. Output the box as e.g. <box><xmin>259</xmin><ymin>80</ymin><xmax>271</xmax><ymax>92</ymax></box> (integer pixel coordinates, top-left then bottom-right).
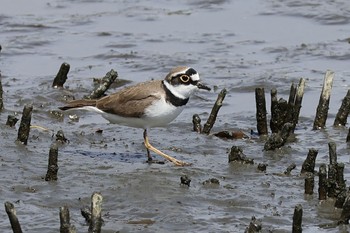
<box><xmin>197</xmin><ymin>82</ymin><xmax>211</xmax><ymax>91</ymax></box>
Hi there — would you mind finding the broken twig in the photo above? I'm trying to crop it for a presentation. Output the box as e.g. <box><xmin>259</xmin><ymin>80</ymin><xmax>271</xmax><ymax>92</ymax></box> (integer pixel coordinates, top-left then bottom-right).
<box><xmin>202</xmin><ymin>88</ymin><xmax>226</xmax><ymax>135</ymax></box>
<box><xmin>264</xmin><ymin>123</ymin><xmax>293</xmax><ymax>150</ymax></box>
<box><xmin>85</xmin><ymin>69</ymin><xmax>118</xmax><ymax>99</ymax></box>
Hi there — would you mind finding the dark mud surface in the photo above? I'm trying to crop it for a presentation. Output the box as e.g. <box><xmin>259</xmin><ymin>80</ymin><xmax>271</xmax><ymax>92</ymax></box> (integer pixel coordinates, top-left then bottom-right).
<box><xmin>1</xmin><ymin>0</ymin><xmax>350</xmax><ymax>232</ymax></box>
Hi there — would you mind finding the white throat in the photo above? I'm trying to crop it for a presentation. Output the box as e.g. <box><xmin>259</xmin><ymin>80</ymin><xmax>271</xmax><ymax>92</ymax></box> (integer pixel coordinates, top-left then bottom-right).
<box><xmin>163</xmin><ymin>80</ymin><xmax>198</xmax><ymax>99</ymax></box>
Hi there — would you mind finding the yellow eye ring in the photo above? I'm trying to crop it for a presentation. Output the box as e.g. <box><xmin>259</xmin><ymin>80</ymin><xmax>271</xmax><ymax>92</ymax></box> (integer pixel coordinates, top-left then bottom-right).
<box><xmin>180</xmin><ymin>75</ymin><xmax>190</xmax><ymax>83</ymax></box>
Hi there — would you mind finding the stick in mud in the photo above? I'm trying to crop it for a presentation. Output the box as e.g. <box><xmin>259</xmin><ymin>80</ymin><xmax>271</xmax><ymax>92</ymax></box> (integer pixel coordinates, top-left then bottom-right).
<box><xmin>228</xmin><ymin>146</ymin><xmax>254</xmax><ymax>164</ymax></box>
<box><xmin>313</xmin><ymin>70</ymin><xmax>334</xmax><ymax>130</ymax></box>
<box><xmin>257</xmin><ymin>163</ymin><xmax>268</xmax><ymax>172</ymax></box>
<box><xmin>335</xmin><ymin>189</ymin><xmax>347</xmax><ymax>209</ymax></box>
<box><xmin>81</xmin><ymin>207</ymin><xmax>92</xmax><ymax>223</ymax></box>
<box><xmin>328</xmin><ymin>142</ymin><xmax>337</xmax><ymax>165</ymax></box>
<box><xmin>85</xmin><ymin>69</ymin><xmax>118</xmax><ymax>100</ymax></box>
<box><xmin>328</xmin><ymin>164</ymin><xmax>337</xmax><ymax>198</ymax></box>
<box><xmin>45</xmin><ymin>143</ymin><xmax>59</xmax><ymax>181</ymax></box>
<box><xmin>16</xmin><ymin>105</ymin><xmax>33</xmax><ymax>145</ymax></box>
<box><xmin>4</xmin><ymin>201</ymin><xmax>23</xmax><ymax>233</ymax></box>
<box><xmin>284</xmin><ymin>82</ymin><xmax>299</xmax><ymax>127</ymax></box>
<box><xmin>288</xmin><ymin>82</ymin><xmax>297</xmax><ymax>106</ymax></box>
<box><xmin>0</xmin><ymin>76</ymin><xmax>4</xmax><ymax>110</ymax></box>
<box><xmin>292</xmin><ymin>204</ymin><xmax>303</xmax><ymax>233</ymax></box>
<box><xmin>339</xmin><ymin>194</ymin><xmax>350</xmax><ymax>224</ymax></box>
<box><xmin>347</xmin><ymin>127</ymin><xmax>350</xmax><ymax>143</ymax></box>
<box><xmin>255</xmin><ymin>87</ymin><xmax>268</xmax><ymax>135</ymax></box>
<box><xmin>244</xmin><ymin>216</ymin><xmax>262</xmax><ymax>233</ymax></box>
<box><xmin>52</xmin><ymin>62</ymin><xmax>70</xmax><ymax>88</ymax></box>
<box><xmin>56</xmin><ymin>130</ymin><xmax>69</xmax><ymax>143</ymax></box>
<box><xmin>88</xmin><ymin>192</ymin><xmax>103</xmax><ymax>233</ymax></box>
<box><xmin>318</xmin><ymin>164</ymin><xmax>327</xmax><ymax>201</ymax></box>
<box><xmin>300</xmin><ymin>148</ymin><xmax>318</xmax><ymax>174</ymax></box>
<box><xmin>192</xmin><ymin>114</ymin><xmax>202</xmax><ymax>133</ymax></box>
<box><xmin>264</xmin><ymin>122</ymin><xmax>293</xmax><ymax>151</ymax></box>
<box><xmin>304</xmin><ymin>173</ymin><xmax>314</xmax><ymax>195</ymax></box>
<box><xmin>270</xmin><ymin>88</ymin><xmax>278</xmax><ymax>133</ymax></box>
<box><xmin>336</xmin><ymin>163</ymin><xmax>346</xmax><ymax>191</ymax></box>
<box><xmin>291</xmin><ymin>78</ymin><xmax>306</xmax><ymax>132</ymax></box>
<box><xmin>334</xmin><ymin>90</ymin><xmax>350</xmax><ymax>127</ymax></box>
<box><xmin>202</xmin><ymin>88</ymin><xmax>227</xmax><ymax>135</ymax></box>
<box><xmin>6</xmin><ymin>115</ymin><xmax>19</xmax><ymax>127</ymax></box>
<box><xmin>284</xmin><ymin>163</ymin><xmax>296</xmax><ymax>175</ymax></box>
<box><xmin>60</xmin><ymin>206</ymin><xmax>76</xmax><ymax>233</ymax></box>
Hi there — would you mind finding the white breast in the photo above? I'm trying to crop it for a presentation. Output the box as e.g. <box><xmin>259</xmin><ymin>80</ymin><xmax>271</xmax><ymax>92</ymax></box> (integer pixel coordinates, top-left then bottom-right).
<box><xmin>143</xmin><ymin>98</ymin><xmax>185</xmax><ymax>128</ymax></box>
<box><xmin>79</xmin><ymin>99</ymin><xmax>184</xmax><ymax>129</ymax></box>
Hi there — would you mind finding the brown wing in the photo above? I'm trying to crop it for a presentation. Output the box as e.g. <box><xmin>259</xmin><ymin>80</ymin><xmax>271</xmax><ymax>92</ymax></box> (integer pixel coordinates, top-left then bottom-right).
<box><xmin>96</xmin><ymin>80</ymin><xmax>163</xmax><ymax>118</ymax></box>
<box><xmin>59</xmin><ymin>99</ymin><xmax>97</xmax><ymax>110</ymax></box>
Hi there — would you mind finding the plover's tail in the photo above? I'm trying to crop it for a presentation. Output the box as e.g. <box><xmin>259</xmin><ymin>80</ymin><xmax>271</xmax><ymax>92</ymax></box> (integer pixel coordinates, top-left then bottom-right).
<box><xmin>59</xmin><ymin>99</ymin><xmax>97</xmax><ymax>111</ymax></box>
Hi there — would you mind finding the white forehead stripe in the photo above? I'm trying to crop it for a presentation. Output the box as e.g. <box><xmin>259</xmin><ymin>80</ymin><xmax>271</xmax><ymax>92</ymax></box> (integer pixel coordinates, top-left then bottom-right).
<box><xmin>191</xmin><ymin>73</ymin><xmax>200</xmax><ymax>81</ymax></box>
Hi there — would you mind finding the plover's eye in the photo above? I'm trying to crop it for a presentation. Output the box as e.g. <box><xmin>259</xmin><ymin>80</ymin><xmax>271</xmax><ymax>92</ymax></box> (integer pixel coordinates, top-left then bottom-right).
<box><xmin>179</xmin><ymin>75</ymin><xmax>190</xmax><ymax>83</ymax></box>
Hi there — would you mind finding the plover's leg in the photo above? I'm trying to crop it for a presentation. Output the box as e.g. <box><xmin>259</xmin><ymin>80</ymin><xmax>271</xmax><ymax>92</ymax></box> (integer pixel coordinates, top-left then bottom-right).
<box><xmin>143</xmin><ymin>129</ymin><xmax>191</xmax><ymax>166</ymax></box>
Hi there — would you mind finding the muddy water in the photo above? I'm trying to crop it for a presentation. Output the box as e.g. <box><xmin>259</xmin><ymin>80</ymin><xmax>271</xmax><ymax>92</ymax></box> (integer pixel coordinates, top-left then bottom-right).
<box><xmin>1</xmin><ymin>0</ymin><xmax>350</xmax><ymax>232</ymax></box>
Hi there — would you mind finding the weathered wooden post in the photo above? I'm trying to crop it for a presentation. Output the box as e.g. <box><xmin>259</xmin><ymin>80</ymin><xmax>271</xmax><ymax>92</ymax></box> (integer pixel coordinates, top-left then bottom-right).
<box><xmin>255</xmin><ymin>87</ymin><xmax>268</xmax><ymax>135</ymax></box>
<box><xmin>313</xmin><ymin>70</ymin><xmax>334</xmax><ymax>129</ymax></box>
<box><xmin>52</xmin><ymin>62</ymin><xmax>70</xmax><ymax>88</ymax></box>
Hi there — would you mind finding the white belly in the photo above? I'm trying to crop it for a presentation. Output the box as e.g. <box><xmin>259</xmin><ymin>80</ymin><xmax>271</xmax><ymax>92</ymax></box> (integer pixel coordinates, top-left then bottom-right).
<box><xmin>81</xmin><ymin>100</ymin><xmax>185</xmax><ymax>129</ymax></box>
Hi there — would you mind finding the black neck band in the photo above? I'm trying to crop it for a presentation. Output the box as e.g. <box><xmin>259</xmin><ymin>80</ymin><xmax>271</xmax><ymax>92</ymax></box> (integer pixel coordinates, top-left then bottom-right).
<box><xmin>162</xmin><ymin>81</ymin><xmax>189</xmax><ymax>107</ymax></box>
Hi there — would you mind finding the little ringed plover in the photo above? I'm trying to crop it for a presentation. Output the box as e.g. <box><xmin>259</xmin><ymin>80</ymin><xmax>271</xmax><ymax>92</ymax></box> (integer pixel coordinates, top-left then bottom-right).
<box><xmin>59</xmin><ymin>66</ymin><xmax>211</xmax><ymax>166</ymax></box>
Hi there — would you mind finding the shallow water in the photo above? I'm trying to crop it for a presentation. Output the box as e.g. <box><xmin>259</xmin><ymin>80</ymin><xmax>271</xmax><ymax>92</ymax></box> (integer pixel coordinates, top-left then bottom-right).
<box><xmin>1</xmin><ymin>0</ymin><xmax>350</xmax><ymax>232</ymax></box>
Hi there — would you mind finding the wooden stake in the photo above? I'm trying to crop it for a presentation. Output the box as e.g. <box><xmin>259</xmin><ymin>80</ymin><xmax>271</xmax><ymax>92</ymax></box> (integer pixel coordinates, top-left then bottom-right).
<box><xmin>304</xmin><ymin>173</ymin><xmax>314</xmax><ymax>195</ymax></box>
<box><xmin>255</xmin><ymin>88</ymin><xmax>268</xmax><ymax>135</ymax></box>
<box><xmin>60</xmin><ymin>206</ymin><xmax>76</xmax><ymax>233</ymax></box>
<box><xmin>45</xmin><ymin>143</ymin><xmax>59</xmax><ymax>181</ymax></box>
<box><xmin>53</xmin><ymin>62</ymin><xmax>70</xmax><ymax>88</ymax></box>
<box><xmin>292</xmin><ymin>204</ymin><xmax>303</xmax><ymax>233</ymax></box>
<box><xmin>270</xmin><ymin>88</ymin><xmax>279</xmax><ymax>133</ymax></box>
<box><xmin>301</xmin><ymin>148</ymin><xmax>318</xmax><ymax>174</ymax></box>
<box><xmin>334</xmin><ymin>90</ymin><xmax>350</xmax><ymax>127</ymax></box>
<box><xmin>88</xmin><ymin>192</ymin><xmax>103</xmax><ymax>233</ymax></box>
<box><xmin>339</xmin><ymin>194</ymin><xmax>350</xmax><ymax>224</ymax></box>
<box><xmin>4</xmin><ymin>202</ymin><xmax>23</xmax><ymax>233</ymax></box>
<box><xmin>291</xmin><ymin>78</ymin><xmax>306</xmax><ymax>132</ymax></box>
<box><xmin>313</xmin><ymin>70</ymin><xmax>334</xmax><ymax>129</ymax></box>
<box><xmin>318</xmin><ymin>164</ymin><xmax>327</xmax><ymax>200</ymax></box>
<box><xmin>16</xmin><ymin>105</ymin><xmax>33</xmax><ymax>145</ymax></box>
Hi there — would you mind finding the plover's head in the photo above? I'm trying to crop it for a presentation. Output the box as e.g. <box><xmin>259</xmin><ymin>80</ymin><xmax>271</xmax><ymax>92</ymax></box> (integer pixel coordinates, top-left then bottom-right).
<box><xmin>163</xmin><ymin>66</ymin><xmax>211</xmax><ymax>99</ymax></box>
